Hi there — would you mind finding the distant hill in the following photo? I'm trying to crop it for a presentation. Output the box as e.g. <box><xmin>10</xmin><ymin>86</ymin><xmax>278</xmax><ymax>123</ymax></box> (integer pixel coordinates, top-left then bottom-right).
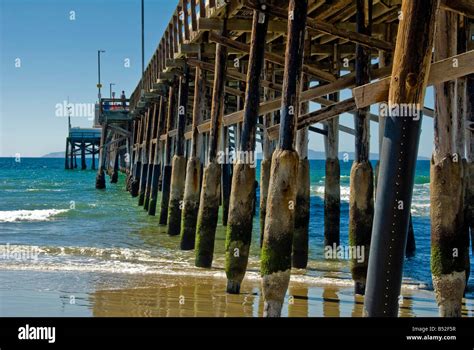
<box><xmin>42</xmin><ymin>152</ymin><xmax>65</xmax><ymax>158</ymax></box>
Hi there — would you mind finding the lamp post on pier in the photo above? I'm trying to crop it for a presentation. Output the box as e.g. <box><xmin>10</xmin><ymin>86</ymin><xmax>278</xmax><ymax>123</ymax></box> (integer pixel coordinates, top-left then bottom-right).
<box><xmin>97</xmin><ymin>50</ymin><xmax>106</xmax><ymax>101</ymax></box>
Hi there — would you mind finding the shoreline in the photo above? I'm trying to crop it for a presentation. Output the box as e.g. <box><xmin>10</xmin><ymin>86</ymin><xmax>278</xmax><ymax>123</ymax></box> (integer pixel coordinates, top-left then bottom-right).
<box><xmin>1</xmin><ymin>268</ymin><xmax>473</xmax><ymax>317</ymax></box>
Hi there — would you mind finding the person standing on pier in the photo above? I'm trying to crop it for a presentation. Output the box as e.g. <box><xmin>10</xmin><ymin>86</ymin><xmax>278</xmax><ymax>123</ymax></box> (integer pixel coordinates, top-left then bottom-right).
<box><xmin>121</xmin><ymin>90</ymin><xmax>127</xmax><ymax>108</ymax></box>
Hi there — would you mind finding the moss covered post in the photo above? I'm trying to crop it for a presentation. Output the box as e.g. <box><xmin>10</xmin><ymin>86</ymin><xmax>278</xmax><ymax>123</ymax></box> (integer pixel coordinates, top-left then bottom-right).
<box><xmin>349</xmin><ymin>0</ymin><xmax>374</xmax><ymax>296</ymax></box>
<box><xmin>180</xmin><ymin>63</ymin><xmax>206</xmax><ymax>250</ymax></box>
<box><xmin>261</xmin><ymin>0</ymin><xmax>308</xmax><ymax>317</ymax></box>
<box><xmin>259</xmin><ymin>60</ymin><xmax>276</xmax><ymax>246</ymax></box>
<box><xmin>168</xmin><ymin>65</ymin><xmax>190</xmax><ymax>236</ymax></box>
<box><xmin>364</xmin><ymin>0</ymin><xmax>439</xmax><ymax>317</ymax></box>
<box><xmin>431</xmin><ymin>9</ymin><xmax>468</xmax><ymax>317</ymax></box>
<box><xmin>224</xmin><ymin>3</ymin><xmax>269</xmax><ymax>294</ymax></box>
<box><xmin>195</xmin><ymin>28</ymin><xmax>228</xmax><ymax>268</ymax></box>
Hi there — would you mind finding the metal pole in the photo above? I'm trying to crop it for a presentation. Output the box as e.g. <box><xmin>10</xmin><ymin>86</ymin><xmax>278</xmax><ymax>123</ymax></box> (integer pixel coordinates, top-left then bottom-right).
<box><xmin>141</xmin><ymin>0</ymin><xmax>145</xmax><ymax>86</ymax></box>
<box><xmin>110</xmin><ymin>83</ymin><xmax>115</xmax><ymax>99</ymax></box>
<box><xmin>98</xmin><ymin>51</ymin><xmax>101</xmax><ymax>99</ymax></box>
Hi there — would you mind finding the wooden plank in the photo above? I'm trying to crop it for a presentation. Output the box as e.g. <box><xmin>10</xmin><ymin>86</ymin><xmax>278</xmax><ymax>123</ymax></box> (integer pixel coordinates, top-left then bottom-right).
<box><xmin>224</xmin><ymin>65</ymin><xmax>392</xmax><ymax>127</ymax></box>
<box><xmin>244</xmin><ymin>0</ymin><xmax>394</xmax><ymax>52</ymax></box>
<box><xmin>199</xmin><ymin>18</ymin><xmax>287</xmax><ymax>32</ymax></box>
<box><xmin>182</xmin><ymin>1</ymin><xmax>190</xmax><ymax>41</ymax></box>
<box><xmin>267</xmin><ymin>98</ymin><xmax>357</xmax><ymax>140</ymax></box>
<box><xmin>190</xmin><ymin>0</ymin><xmax>198</xmax><ymax>31</ymax></box>
<box><xmin>199</xmin><ymin>0</ymin><xmax>206</xmax><ymax>18</ymax></box>
<box><xmin>353</xmin><ymin>50</ymin><xmax>474</xmax><ymax>108</ymax></box>
<box><xmin>441</xmin><ymin>0</ymin><xmax>474</xmax><ymax>18</ymax></box>
<box><xmin>187</xmin><ymin>58</ymin><xmax>282</xmax><ymax>91</ymax></box>
<box><xmin>208</xmin><ymin>32</ymin><xmax>336</xmax><ymax>82</ymax></box>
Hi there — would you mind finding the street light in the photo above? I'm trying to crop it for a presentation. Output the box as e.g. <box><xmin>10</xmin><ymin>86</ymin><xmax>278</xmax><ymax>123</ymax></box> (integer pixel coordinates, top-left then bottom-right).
<box><xmin>141</xmin><ymin>0</ymin><xmax>145</xmax><ymax>97</ymax></box>
<box><xmin>97</xmin><ymin>50</ymin><xmax>106</xmax><ymax>100</ymax></box>
<box><xmin>109</xmin><ymin>83</ymin><xmax>115</xmax><ymax>99</ymax></box>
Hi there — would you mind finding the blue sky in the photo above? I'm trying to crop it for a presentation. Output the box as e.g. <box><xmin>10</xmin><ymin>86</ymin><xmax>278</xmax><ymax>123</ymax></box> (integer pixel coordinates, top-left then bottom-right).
<box><xmin>0</xmin><ymin>0</ymin><xmax>435</xmax><ymax>157</ymax></box>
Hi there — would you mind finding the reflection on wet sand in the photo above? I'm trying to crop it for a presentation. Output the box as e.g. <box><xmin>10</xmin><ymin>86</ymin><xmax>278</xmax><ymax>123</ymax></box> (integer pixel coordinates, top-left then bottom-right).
<box><xmin>89</xmin><ymin>274</ymin><xmax>473</xmax><ymax>317</ymax></box>
<box><xmin>322</xmin><ymin>288</ymin><xmax>340</xmax><ymax>317</ymax></box>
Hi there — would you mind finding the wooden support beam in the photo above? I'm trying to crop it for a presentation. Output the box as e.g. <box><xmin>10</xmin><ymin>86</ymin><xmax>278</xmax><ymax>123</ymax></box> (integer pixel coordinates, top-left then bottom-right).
<box><xmin>195</xmin><ymin>27</ymin><xmax>229</xmax><ymax>269</ymax></box>
<box><xmin>223</xmin><ymin>65</ymin><xmax>392</xmax><ymax>128</ymax></box>
<box><xmin>159</xmin><ymin>79</ymin><xmax>178</xmax><ymax>225</ymax></box>
<box><xmin>441</xmin><ymin>0</ymin><xmax>474</xmax><ymax>19</ymax></box>
<box><xmin>187</xmin><ymin>58</ymin><xmax>282</xmax><ymax>91</ymax></box>
<box><xmin>244</xmin><ymin>0</ymin><xmax>394</xmax><ymax>52</ymax></box>
<box><xmin>261</xmin><ymin>0</ymin><xmax>308</xmax><ymax>318</ymax></box>
<box><xmin>430</xmin><ymin>10</ymin><xmax>467</xmax><ymax>317</ymax></box>
<box><xmin>353</xmin><ymin>50</ymin><xmax>474</xmax><ymax>108</ymax></box>
<box><xmin>180</xmin><ymin>62</ymin><xmax>207</xmax><ymax>250</ymax></box>
<box><xmin>208</xmin><ymin>31</ymin><xmax>336</xmax><ymax>82</ymax></box>
<box><xmin>168</xmin><ymin>62</ymin><xmax>190</xmax><ymax>236</ymax></box>
<box><xmin>267</xmin><ymin>98</ymin><xmax>357</xmax><ymax>140</ymax></box>
<box><xmin>199</xmin><ymin>17</ymin><xmax>287</xmax><ymax>32</ymax></box>
<box><xmin>225</xmin><ymin>5</ymin><xmax>270</xmax><ymax>295</ymax></box>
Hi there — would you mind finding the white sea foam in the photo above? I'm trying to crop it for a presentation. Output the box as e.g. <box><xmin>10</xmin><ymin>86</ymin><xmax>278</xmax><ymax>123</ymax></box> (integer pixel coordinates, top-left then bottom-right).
<box><xmin>0</xmin><ymin>209</ymin><xmax>69</xmax><ymax>223</ymax></box>
<box><xmin>311</xmin><ymin>185</ymin><xmax>351</xmax><ymax>202</ymax></box>
<box><xmin>0</xmin><ymin>245</ymin><xmax>426</xmax><ymax>291</ymax></box>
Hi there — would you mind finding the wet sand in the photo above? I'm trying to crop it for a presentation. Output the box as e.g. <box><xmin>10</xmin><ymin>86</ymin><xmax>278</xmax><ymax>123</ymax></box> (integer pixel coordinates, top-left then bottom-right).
<box><xmin>1</xmin><ymin>269</ymin><xmax>473</xmax><ymax>317</ymax></box>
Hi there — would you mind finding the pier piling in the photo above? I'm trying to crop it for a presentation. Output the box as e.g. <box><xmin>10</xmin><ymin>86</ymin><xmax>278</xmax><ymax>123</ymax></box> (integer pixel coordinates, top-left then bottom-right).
<box><xmin>261</xmin><ymin>0</ymin><xmax>308</xmax><ymax>317</ymax></box>
<box><xmin>159</xmin><ymin>80</ymin><xmax>178</xmax><ymax>225</ymax></box>
<box><xmin>364</xmin><ymin>0</ymin><xmax>439</xmax><ymax>317</ymax></box>
<box><xmin>349</xmin><ymin>0</ymin><xmax>374</xmax><ymax>296</ymax></box>
<box><xmin>225</xmin><ymin>5</ymin><xmax>269</xmax><ymax>293</ymax></box>
<box><xmin>431</xmin><ymin>9</ymin><xmax>467</xmax><ymax>317</ymax></box>
<box><xmin>180</xmin><ymin>64</ymin><xmax>206</xmax><ymax>250</ymax></box>
<box><xmin>324</xmin><ymin>51</ymin><xmax>341</xmax><ymax>249</ymax></box>
<box><xmin>148</xmin><ymin>97</ymin><xmax>167</xmax><ymax>216</ymax></box>
<box><xmin>292</xmin><ymin>37</ymin><xmax>311</xmax><ymax>270</ymax></box>
<box><xmin>138</xmin><ymin>109</ymin><xmax>153</xmax><ymax>205</ymax></box>
<box><xmin>96</xmin><ymin>123</ymin><xmax>108</xmax><ymax>189</ymax></box>
<box><xmin>195</xmin><ymin>38</ymin><xmax>228</xmax><ymax>268</ymax></box>
<box><xmin>143</xmin><ymin>103</ymin><xmax>159</xmax><ymax>210</ymax></box>
<box><xmin>259</xmin><ymin>61</ymin><xmax>276</xmax><ymax>247</ymax></box>
<box><xmin>168</xmin><ymin>65</ymin><xmax>190</xmax><ymax>236</ymax></box>
<box><xmin>130</xmin><ymin>119</ymin><xmax>142</xmax><ymax>197</ymax></box>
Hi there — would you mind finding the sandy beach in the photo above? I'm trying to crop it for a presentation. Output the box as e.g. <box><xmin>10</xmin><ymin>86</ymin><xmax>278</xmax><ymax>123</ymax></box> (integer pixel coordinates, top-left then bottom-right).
<box><xmin>1</xmin><ymin>268</ymin><xmax>473</xmax><ymax>317</ymax></box>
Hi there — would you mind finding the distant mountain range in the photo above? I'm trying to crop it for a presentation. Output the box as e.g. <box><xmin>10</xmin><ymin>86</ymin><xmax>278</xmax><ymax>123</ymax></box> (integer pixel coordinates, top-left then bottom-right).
<box><xmin>43</xmin><ymin>152</ymin><xmax>66</xmax><ymax>158</ymax></box>
<box><xmin>43</xmin><ymin>150</ymin><xmax>430</xmax><ymax>160</ymax></box>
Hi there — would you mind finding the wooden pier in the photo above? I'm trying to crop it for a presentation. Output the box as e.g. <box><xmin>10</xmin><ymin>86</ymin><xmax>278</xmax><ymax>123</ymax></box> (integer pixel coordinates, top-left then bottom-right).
<box><xmin>96</xmin><ymin>0</ymin><xmax>474</xmax><ymax>317</ymax></box>
<box><xmin>65</xmin><ymin>128</ymin><xmax>101</xmax><ymax>170</ymax></box>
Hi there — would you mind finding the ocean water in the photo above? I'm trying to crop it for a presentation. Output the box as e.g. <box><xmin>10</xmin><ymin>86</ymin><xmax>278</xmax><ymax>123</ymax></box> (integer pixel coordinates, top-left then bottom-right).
<box><xmin>0</xmin><ymin>157</ymin><xmax>472</xmax><ymax>311</ymax></box>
